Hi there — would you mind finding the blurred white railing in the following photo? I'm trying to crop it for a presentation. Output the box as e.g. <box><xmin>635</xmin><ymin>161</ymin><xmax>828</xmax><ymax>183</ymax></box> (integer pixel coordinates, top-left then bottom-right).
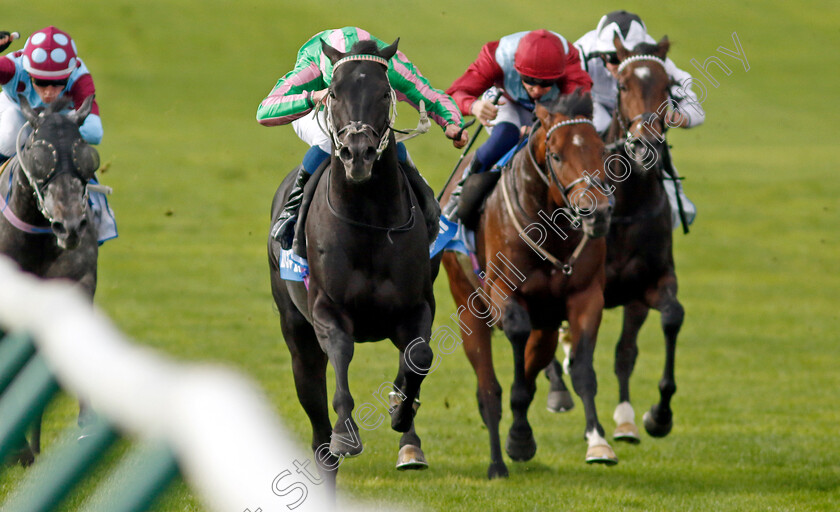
<box><xmin>0</xmin><ymin>256</ymin><xmax>355</xmax><ymax>511</ymax></box>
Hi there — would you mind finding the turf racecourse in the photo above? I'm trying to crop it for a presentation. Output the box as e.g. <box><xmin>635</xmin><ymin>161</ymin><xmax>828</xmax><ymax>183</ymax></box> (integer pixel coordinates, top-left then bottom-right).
<box><xmin>2</xmin><ymin>1</ymin><xmax>838</xmax><ymax>510</ymax></box>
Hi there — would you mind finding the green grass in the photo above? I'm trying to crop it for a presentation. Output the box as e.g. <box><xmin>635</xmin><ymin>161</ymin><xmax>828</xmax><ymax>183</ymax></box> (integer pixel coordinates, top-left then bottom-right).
<box><xmin>2</xmin><ymin>1</ymin><xmax>839</xmax><ymax>510</ymax></box>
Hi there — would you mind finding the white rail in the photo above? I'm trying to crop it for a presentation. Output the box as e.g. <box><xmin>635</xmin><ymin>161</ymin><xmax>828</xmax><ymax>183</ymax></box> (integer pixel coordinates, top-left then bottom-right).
<box><xmin>0</xmin><ymin>256</ymin><xmax>362</xmax><ymax>512</ymax></box>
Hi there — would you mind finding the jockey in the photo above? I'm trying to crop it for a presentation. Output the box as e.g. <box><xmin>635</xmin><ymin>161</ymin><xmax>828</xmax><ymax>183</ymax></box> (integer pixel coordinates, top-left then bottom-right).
<box><xmin>575</xmin><ymin>11</ymin><xmax>703</xmax><ymax>229</ymax></box>
<box><xmin>0</xmin><ymin>27</ymin><xmax>103</xmax><ymax>162</ymax></box>
<box><xmin>257</xmin><ymin>27</ymin><xmax>467</xmax><ymax>250</ymax></box>
<box><xmin>443</xmin><ymin>29</ymin><xmax>592</xmax><ymax>220</ymax></box>
<box><xmin>574</xmin><ymin>10</ymin><xmax>705</xmax><ymax>134</ymax></box>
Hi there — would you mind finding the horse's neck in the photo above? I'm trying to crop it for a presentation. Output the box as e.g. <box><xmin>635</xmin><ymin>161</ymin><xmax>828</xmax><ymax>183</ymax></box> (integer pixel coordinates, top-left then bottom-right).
<box><xmin>328</xmin><ymin>151</ymin><xmax>410</xmax><ymax>221</ymax></box>
<box><xmin>609</xmin><ymin>150</ymin><xmax>667</xmax><ymax>216</ymax></box>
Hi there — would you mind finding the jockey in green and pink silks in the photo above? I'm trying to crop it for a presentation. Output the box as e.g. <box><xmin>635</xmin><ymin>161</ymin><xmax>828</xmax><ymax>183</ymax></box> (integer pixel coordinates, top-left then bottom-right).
<box><xmin>257</xmin><ymin>26</ymin><xmax>467</xmax><ymax>251</ymax></box>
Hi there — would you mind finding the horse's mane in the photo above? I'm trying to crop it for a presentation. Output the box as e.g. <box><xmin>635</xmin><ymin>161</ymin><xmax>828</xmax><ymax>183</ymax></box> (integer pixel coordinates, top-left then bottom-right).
<box><xmin>348</xmin><ymin>40</ymin><xmax>383</xmax><ymax>57</ymax></box>
<box><xmin>542</xmin><ymin>89</ymin><xmax>593</xmax><ymax>118</ymax></box>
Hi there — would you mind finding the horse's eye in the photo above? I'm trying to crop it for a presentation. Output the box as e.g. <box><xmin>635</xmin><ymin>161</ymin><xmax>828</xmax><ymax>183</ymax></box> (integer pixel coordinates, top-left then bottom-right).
<box><xmin>617</xmin><ymin>83</ymin><xmax>627</xmax><ymax>92</ymax></box>
<box><xmin>72</xmin><ymin>139</ymin><xmax>99</xmax><ymax>180</ymax></box>
<box><xmin>550</xmin><ymin>153</ymin><xmax>562</xmax><ymax>162</ymax></box>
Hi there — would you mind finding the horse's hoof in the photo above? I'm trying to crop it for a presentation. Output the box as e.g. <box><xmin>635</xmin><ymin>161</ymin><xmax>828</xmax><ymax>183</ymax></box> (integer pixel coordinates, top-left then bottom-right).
<box><xmin>330</xmin><ymin>436</ymin><xmax>364</xmax><ymax>458</ymax></box>
<box><xmin>613</xmin><ymin>422</ymin><xmax>641</xmax><ymax>444</ymax></box>
<box><xmin>585</xmin><ymin>444</ymin><xmax>618</xmax><ymax>465</ymax></box>
<box><xmin>546</xmin><ymin>390</ymin><xmax>574</xmax><ymax>413</ymax></box>
<box><xmin>505</xmin><ymin>432</ymin><xmax>537</xmax><ymax>461</ymax></box>
<box><xmin>643</xmin><ymin>409</ymin><xmax>673</xmax><ymax>438</ymax></box>
<box><xmin>487</xmin><ymin>462</ymin><xmax>509</xmax><ymax>479</ymax></box>
<box><xmin>395</xmin><ymin>444</ymin><xmax>428</xmax><ymax>471</ymax></box>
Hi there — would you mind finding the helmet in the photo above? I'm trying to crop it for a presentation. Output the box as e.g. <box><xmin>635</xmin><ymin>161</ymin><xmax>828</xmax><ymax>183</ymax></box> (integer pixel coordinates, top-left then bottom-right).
<box><xmin>594</xmin><ymin>11</ymin><xmax>651</xmax><ymax>54</ymax></box>
<box><xmin>514</xmin><ymin>30</ymin><xmax>566</xmax><ymax>80</ymax></box>
<box><xmin>23</xmin><ymin>26</ymin><xmax>78</xmax><ymax>80</ymax></box>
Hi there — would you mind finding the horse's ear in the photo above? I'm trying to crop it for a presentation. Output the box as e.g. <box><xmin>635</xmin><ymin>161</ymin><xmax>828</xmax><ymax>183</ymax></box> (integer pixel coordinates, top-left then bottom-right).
<box><xmin>17</xmin><ymin>94</ymin><xmax>41</xmax><ymax>128</ymax></box>
<box><xmin>614</xmin><ymin>34</ymin><xmax>630</xmax><ymax>61</ymax></box>
<box><xmin>321</xmin><ymin>39</ymin><xmax>345</xmax><ymax>65</ymax></box>
<box><xmin>380</xmin><ymin>38</ymin><xmax>399</xmax><ymax>61</ymax></box>
<box><xmin>655</xmin><ymin>35</ymin><xmax>670</xmax><ymax>59</ymax></box>
<box><xmin>534</xmin><ymin>101</ymin><xmax>551</xmax><ymax>127</ymax></box>
<box><xmin>68</xmin><ymin>95</ymin><xmax>95</xmax><ymax>126</ymax></box>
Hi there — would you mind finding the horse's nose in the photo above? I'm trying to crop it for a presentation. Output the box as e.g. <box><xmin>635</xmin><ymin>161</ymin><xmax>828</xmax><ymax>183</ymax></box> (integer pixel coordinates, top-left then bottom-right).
<box><xmin>339</xmin><ymin>139</ymin><xmax>378</xmax><ymax>181</ymax></box>
<box><xmin>52</xmin><ymin>217</ymin><xmax>88</xmax><ymax>249</ymax></box>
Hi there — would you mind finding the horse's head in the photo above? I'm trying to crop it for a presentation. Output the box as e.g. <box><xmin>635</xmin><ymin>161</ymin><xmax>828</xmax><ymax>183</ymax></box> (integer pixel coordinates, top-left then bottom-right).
<box><xmin>534</xmin><ymin>90</ymin><xmax>612</xmax><ymax>238</ymax></box>
<box><xmin>322</xmin><ymin>38</ymin><xmax>398</xmax><ymax>183</ymax></box>
<box><xmin>613</xmin><ymin>35</ymin><xmax>671</xmax><ymax>169</ymax></box>
<box><xmin>18</xmin><ymin>94</ymin><xmax>99</xmax><ymax>249</ymax></box>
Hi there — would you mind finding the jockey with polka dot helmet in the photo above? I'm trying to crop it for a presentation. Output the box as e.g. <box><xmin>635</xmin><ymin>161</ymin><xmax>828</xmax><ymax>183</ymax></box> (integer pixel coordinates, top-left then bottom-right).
<box><xmin>0</xmin><ymin>26</ymin><xmax>103</xmax><ymax>160</ymax></box>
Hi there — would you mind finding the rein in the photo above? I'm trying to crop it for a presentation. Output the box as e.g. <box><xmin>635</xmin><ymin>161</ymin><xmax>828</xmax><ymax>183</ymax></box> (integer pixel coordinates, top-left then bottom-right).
<box><xmin>0</xmin><ymin>158</ymin><xmax>52</xmax><ymax>234</ymax></box>
<box><xmin>324</xmin><ymin>165</ymin><xmax>416</xmax><ymax>244</ymax></box>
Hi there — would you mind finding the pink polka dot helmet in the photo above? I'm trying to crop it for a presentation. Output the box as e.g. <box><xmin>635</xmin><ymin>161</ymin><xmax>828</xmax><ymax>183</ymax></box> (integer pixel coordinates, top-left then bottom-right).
<box><xmin>22</xmin><ymin>26</ymin><xmax>78</xmax><ymax>80</ymax></box>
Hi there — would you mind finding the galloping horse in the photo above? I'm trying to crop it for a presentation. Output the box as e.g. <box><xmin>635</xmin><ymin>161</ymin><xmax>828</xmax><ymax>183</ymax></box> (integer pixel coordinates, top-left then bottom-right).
<box><xmin>547</xmin><ymin>36</ymin><xmax>685</xmax><ymax>442</ymax></box>
<box><xmin>441</xmin><ymin>90</ymin><xmax>614</xmax><ymax>478</ymax></box>
<box><xmin>268</xmin><ymin>39</ymin><xmax>435</xmax><ymax>488</ymax></box>
<box><xmin>0</xmin><ymin>95</ymin><xmax>100</xmax><ymax>464</ymax></box>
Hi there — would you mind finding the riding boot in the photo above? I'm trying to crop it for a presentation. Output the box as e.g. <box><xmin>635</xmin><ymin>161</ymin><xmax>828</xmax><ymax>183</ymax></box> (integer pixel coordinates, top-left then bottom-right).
<box><xmin>399</xmin><ymin>156</ymin><xmax>440</xmax><ymax>243</ymax></box>
<box><xmin>271</xmin><ymin>166</ymin><xmax>311</xmax><ymax>250</ymax></box>
<box><xmin>442</xmin><ymin>157</ymin><xmax>483</xmax><ymax>222</ymax></box>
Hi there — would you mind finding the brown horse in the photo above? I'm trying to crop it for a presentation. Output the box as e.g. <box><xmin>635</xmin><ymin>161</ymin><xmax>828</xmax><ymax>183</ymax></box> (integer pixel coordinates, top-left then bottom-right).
<box><xmin>547</xmin><ymin>35</ymin><xmax>685</xmax><ymax>443</ymax></box>
<box><xmin>441</xmin><ymin>90</ymin><xmax>614</xmax><ymax>478</ymax></box>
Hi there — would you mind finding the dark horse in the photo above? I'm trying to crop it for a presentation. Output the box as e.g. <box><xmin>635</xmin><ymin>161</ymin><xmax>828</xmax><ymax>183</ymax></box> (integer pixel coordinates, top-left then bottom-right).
<box><xmin>0</xmin><ymin>94</ymin><xmax>99</xmax><ymax>464</ymax></box>
<box><xmin>546</xmin><ymin>35</ymin><xmax>685</xmax><ymax>442</ymax></box>
<box><xmin>268</xmin><ymin>39</ymin><xmax>435</xmax><ymax>489</ymax></box>
<box><xmin>440</xmin><ymin>90</ymin><xmax>614</xmax><ymax>478</ymax></box>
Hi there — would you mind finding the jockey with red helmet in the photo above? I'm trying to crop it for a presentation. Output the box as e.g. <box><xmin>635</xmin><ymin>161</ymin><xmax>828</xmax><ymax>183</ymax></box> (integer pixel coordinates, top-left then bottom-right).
<box><xmin>444</xmin><ymin>30</ymin><xmax>592</xmax><ymax>219</ymax></box>
<box><xmin>0</xmin><ymin>26</ymin><xmax>102</xmax><ymax>162</ymax></box>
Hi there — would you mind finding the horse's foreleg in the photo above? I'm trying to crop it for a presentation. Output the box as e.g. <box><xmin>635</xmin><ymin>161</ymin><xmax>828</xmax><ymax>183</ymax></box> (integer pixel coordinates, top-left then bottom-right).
<box><xmin>567</xmin><ymin>288</ymin><xmax>617</xmax><ymax>465</ymax></box>
<box><xmin>545</xmin><ymin>330</ymin><xmax>575</xmax><ymax>412</ymax></box>
<box><xmin>502</xmin><ymin>300</ymin><xmax>541</xmax><ymax>463</ymax></box>
<box><xmin>276</xmin><ymin>291</ymin><xmax>339</xmax><ymax>488</ymax></box>
<box><xmin>643</xmin><ymin>275</ymin><xmax>683</xmax><ymax>438</ymax></box>
<box><xmin>390</xmin><ymin>304</ymin><xmax>433</xmax><ymax>433</ymax></box>
<box><xmin>311</xmin><ymin>305</ymin><xmax>361</xmax><ymax>459</ymax></box>
<box><xmin>612</xmin><ymin>300</ymin><xmax>649</xmax><ymax>443</ymax></box>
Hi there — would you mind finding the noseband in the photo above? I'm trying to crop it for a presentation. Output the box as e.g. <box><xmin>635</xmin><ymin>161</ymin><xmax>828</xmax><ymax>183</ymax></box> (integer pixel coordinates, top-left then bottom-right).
<box><xmin>321</xmin><ymin>54</ymin><xmax>397</xmax><ymax>159</ymax></box>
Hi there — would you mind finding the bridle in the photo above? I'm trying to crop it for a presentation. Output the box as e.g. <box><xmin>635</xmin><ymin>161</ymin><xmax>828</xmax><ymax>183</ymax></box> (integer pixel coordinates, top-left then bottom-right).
<box><xmin>527</xmin><ymin>117</ymin><xmax>608</xmax><ymax>221</ymax></box>
<box><xmin>614</xmin><ymin>54</ymin><xmax>669</xmax><ymax>142</ymax></box>
<box><xmin>502</xmin><ymin>116</ymin><xmax>608</xmax><ymax>275</ymax></box>
<box><xmin>319</xmin><ymin>54</ymin><xmax>398</xmax><ymax>160</ymax></box>
<box><xmin>15</xmin><ymin>122</ymin><xmax>90</xmax><ymax>226</ymax></box>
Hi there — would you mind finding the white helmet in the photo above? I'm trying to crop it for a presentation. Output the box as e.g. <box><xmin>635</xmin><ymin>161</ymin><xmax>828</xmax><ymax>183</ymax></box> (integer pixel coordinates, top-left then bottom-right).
<box><xmin>594</xmin><ymin>11</ymin><xmax>654</xmax><ymax>54</ymax></box>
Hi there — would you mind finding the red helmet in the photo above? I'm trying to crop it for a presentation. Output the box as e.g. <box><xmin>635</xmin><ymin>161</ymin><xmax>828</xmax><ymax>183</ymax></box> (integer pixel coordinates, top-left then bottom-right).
<box><xmin>23</xmin><ymin>26</ymin><xmax>78</xmax><ymax>80</ymax></box>
<box><xmin>514</xmin><ymin>29</ymin><xmax>566</xmax><ymax>80</ymax></box>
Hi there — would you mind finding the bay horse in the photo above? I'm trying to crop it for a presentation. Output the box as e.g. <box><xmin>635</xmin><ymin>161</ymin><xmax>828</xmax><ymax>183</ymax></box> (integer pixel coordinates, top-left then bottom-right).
<box><xmin>546</xmin><ymin>35</ymin><xmax>685</xmax><ymax>442</ymax></box>
<box><xmin>440</xmin><ymin>90</ymin><xmax>614</xmax><ymax>478</ymax></box>
<box><xmin>268</xmin><ymin>39</ymin><xmax>435</xmax><ymax>489</ymax></box>
<box><xmin>0</xmin><ymin>94</ymin><xmax>99</xmax><ymax>464</ymax></box>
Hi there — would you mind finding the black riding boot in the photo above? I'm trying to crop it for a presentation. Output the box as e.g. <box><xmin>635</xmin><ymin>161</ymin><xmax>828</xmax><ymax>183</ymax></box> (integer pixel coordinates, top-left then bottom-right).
<box><xmin>442</xmin><ymin>158</ymin><xmax>483</xmax><ymax>221</ymax></box>
<box><xmin>400</xmin><ymin>157</ymin><xmax>440</xmax><ymax>243</ymax></box>
<box><xmin>271</xmin><ymin>166</ymin><xmax>311</xmax><ymax>250</ymax></box>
